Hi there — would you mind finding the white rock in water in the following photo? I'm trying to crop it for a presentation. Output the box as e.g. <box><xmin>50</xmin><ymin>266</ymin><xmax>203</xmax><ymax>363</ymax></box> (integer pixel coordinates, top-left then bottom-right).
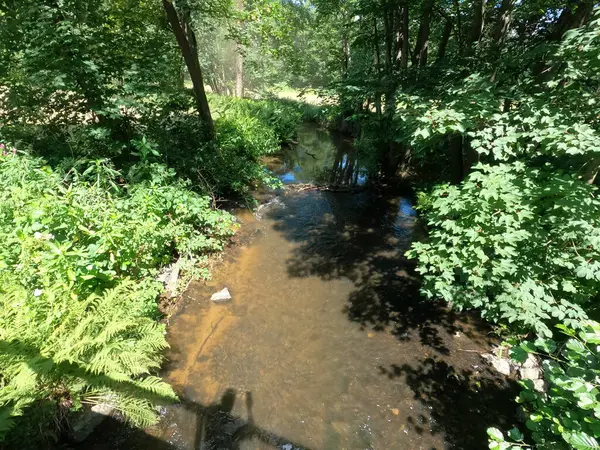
<box><xmin>211</xmin><ymin>287</ymin><xmax>232</xmax><ymax>302</ymax></box>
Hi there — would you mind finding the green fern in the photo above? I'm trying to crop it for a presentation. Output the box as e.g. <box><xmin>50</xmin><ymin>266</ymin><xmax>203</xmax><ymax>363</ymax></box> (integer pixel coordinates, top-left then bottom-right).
<box><xmin>0</xmin><ymin>152</ymin><xmax>235</xmax><ymax>443</ymax></box>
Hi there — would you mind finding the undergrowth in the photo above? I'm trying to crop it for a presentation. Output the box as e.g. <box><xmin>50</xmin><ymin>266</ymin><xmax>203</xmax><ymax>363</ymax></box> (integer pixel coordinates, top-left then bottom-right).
<box><xmin>0</xmin><ymin>145</ymin><xmax>234</xmax><ymax>446</ymax></box>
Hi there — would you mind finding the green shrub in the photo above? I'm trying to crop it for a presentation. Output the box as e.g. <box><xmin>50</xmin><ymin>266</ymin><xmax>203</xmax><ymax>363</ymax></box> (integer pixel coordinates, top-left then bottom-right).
<box><xmin>488</xmin><ymin>321</ymin><xmax>600</xmax><ymax>450</ymax></box>
<box><xmin>0</xmin><ymin>148</ymin><xmax>234</xmax><ymax>444</ymax></box>
<box><xmin>407</xmin><ymin>162</ymin><xmax>600</xmax><ymax>337</ymax></box>
<box><xmin>149</xmin><ymin>109</ymin><xmax>281</xmax><ymax>198</ymax></box>
<box><xmin>209</xmin><ymin>94</ymin><xmax>302</xmax><ymax>143</ymax></box>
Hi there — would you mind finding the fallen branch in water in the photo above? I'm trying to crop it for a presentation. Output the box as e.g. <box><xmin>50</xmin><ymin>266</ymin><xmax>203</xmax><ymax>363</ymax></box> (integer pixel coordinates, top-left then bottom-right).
<box><xmin>284</xmin><ymin>183</ymin><xmax>366</xmax><ymax>193</ymax></box>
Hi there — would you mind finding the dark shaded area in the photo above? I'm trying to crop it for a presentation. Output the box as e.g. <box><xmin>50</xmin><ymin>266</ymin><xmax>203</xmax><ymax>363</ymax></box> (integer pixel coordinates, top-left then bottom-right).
<box><xmin>81</xmin><ymin>389</ymin><xmax>310</xmax><ymax>450</ymax></box>
<box><xmin>268</xmin><ymin>186</ymin><xmax>519</xmax><ymax>448</ymax></box>
<box><xmin>378</xmin><ymin>358</ymin><xmax>519</xmax><ymax>449</ymax></box>
<box><xmin>270</xmin><ymin>188</ymin><xmax>462</xmax><ymax>355</ymax></box>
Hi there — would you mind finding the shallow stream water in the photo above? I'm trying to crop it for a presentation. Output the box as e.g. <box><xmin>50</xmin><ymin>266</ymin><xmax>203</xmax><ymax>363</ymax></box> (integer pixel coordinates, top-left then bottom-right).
<box><xmin>84</xmin><ymin>123</ymin><xmax>517</xmax><ymax>450</ymax></box>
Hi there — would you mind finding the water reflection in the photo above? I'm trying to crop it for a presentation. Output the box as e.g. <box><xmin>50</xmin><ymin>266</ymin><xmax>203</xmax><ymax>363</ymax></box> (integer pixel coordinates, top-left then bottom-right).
<box><xmin>266</xmin><ymin>123</ymin><xmax>368</xmax><ymax>186</ymax></box>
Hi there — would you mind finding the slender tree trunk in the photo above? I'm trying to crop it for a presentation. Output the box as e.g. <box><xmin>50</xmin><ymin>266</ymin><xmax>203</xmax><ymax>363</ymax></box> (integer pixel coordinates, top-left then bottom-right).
<box><xmin>342</xmin><ymin>33</ymin><xmax>350</xmax><ymax>74</ymax></box>
<box><xmin>341</xmin><ymin>9</ymin><xmax>350</xmax><ymax>76</ymax></box>
<box><xmin>489</xmin><ymin>0</ymin><xmax>515</xmax><ymax>82</ymax></box>
<box><xmin>453</xmin><ymin>0</ymin><xmax>464</xmax><ymax>55</ymax></box>
<box><xmin>492</xmin><ymin>0</ymin><xmax>515</xmax><ymax>47</ymax></box>
<box><xmin>235</xmin><ymin>46</ymin><xmax>244</xmax><ymax>98</ymax></box>
<box><xmin>584</xmin><ymin>158</ymin><xmax>600</xmax><ymax>185</ymax></box>
<box><xmin>382</xmin><ymin>2</ymin><xmax>397</xmax><ymax>114</ymax></box>
<box><xmin>468</xmin><ymin>0</ymin><xmax>486</xmax><ymax>52</ymax></box>
<box><xmin>162</xmin><ymin>0</ymin><xmax>214</xmax><ymax>137</ymax></box>
<box><xmin>412</xmin><ymin>0</ymin><xmax>435</xmax><ymax>67</ymax></box>
<box><xmin>436</xmin><ymin>18</ymin><xmax>453</xmax><ymax>63</ymax></box>
<box><xmin>373</xmin><ymin>17</ymin><xmax>382</xmax><ymax>116</ymax></box>
<box><xmin>393</xmin><ymin>7</ymin><xmax>402</xmax><ymax>67</ymax></box>
<box><xmin>535</xmin><ymin>1</ymin><xmax>594</xmax><ymax>82</ymax></box>
<box><xmin>234</xmin><ymin>0</ymin><xmax>244</xmax><ymax>98</ymax></box>
<box><xmin>400</xmin><ymin>0</ymin><xmax>409</xmax><ymax>69</ymax></box>
<box><xmin>383</xmin><ymin>2</ymin><xmax>394</xmax><ymax>71</ymax></box>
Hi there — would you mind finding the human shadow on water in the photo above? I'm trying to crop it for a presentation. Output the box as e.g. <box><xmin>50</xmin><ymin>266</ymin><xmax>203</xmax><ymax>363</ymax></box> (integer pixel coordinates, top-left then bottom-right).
<box><xmin>269</xmin><ymin>189</ymin><xmax>493</xmax><ymax>355</ymax></box>
<box><xmin>378</xmin><ymin>357</ymin><xmax>520</xmax><ymax>449</ymax></box>
<box><xmin>81</xmin><ymin>388</ymin><xmax>310</xmax><ymax>450</ymax></box>
<box><xmin>193</xmin><ymin>388</ymin><xmax>309</xmax><ymax>450</ymax></box>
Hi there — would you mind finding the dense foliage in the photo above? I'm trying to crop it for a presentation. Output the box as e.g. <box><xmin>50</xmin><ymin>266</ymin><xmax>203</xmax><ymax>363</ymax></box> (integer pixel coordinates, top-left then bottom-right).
<box><xmin>0</xmin><ymin>0</ymin><xmax>305</xmax><ymax>445</ymax></box>
<box><xmin>0</xmin><ymin>146</ymin><xmax>234</xmax><ymax>443</ymax></box>
<box><xmin>489</xmin><ymin>321</ymin><xmax>600</xmax><ymax>450</ymax></box>
<box><xmin>302</xmin><ymin>0</ymin><xmax>600</xmax><ymax>448</ymax></box>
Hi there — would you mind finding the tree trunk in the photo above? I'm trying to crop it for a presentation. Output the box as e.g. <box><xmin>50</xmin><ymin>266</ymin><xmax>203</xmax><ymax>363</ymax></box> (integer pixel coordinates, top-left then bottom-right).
<box><xmin>468</xmin><ymin>0</ymin><xmax>486</xmax><ymax>52</ymax></box>
<box><xmin>234</xmin><ymin>0</ymin><xmax>244</xmax><ymax>98</ymax></box>
<box><xmin>373</xmin><ymin>17</ymin><xmax>382</xmax><ymax>116</ymax></box>
<box><xmin>549</xmin><ymin>0</ymin><xmax>594</xmax><ymax>41</ymax></box>
<box><xmin>162</xmin><ymin>0</ymin><xmax>214</xmax><ymax>137</ymax></box>
<box><xmin>235</xmin><ymin>46</ymin><xmax>244</xmax><ymax>98</ymax></box>
<box><xmin>400</xmin><ymin>0</ymin><xmax>409</xmax><ymax>69</ymax></box>
<box><xmin>412</xmin><ymin>0</ymin><xmax>435</xmax><ymax>67</ymax></box>
<box><xmin>492</xmin><ymin>0</ymin><xmax>515</xmax><ymax>47</ymax></box>
<box><xmin>584</xmin><ymin>157</ymin><xmax>600</xmax><ymax>185</ymax></box>
<box><xmin>489</xmin><ymin>0</ymin><xmax>515</xmax><ymax>82</ymax></box>
<box><xmin>453</xmin><ymin>0</ymin><xmax>464</xmax><ymax>55</ymax></box>
<box><xmin>342</xmin><ymin>32</ymin><xmax>350</xmax><ymax>74</ymax></box>
<box><xmin>535</xmin><ymin>1</ymin><xmax>594</xmax><ymax>82</ymax></box>
<box><xmin>436</xmin><ymin>18</ymin><xmax>453</xmax><ymax>63</ymax></box>
<box><xmin>382</xmin><ymin>2</ymin><xmax>394</xmax><ymax>72</ymax></box>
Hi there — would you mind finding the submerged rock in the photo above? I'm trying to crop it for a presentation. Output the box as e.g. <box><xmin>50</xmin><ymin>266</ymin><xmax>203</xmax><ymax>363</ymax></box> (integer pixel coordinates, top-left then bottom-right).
<box><xmin>211</xmin><ymin>287</ymin><xmax>232</xmax><ymax>303</ymax></box>
<box><xmin>70</xmin><ymin>403</ymin><xmax>114</xmax><ymax>442</ymax></box>
<box><xmin>255</xmin><ymin>197</ymin><xmax>286</xmax><ymax>220</ymax></box>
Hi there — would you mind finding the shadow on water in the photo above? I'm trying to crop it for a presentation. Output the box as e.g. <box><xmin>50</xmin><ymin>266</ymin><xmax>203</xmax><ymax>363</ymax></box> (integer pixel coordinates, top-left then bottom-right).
<box><xmin>83</xmin><ymin>389</ymin><xmax>310</xmax><ymax>450</ymax></box>
<box><xmin>82</xmin><ymin>123</ymin><xmax>519</xmax><ymax>450</ymax></box>
<box><xmin>378</xmin><ymin>358</ymin><xmax>519</xmax><ymax>448</ymax></box>
<box><xmin>270</xmin><ymin>189</ymin><xmax>460</xmax><ymax>355</ymax></box>
<box><xmin>267</xmin><ymin>187</ymin><xmax>519</xmax><ymax>448</ymax></box>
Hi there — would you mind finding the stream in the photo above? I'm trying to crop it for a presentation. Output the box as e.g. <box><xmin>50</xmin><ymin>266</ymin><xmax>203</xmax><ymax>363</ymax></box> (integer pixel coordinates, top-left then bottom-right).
<box><xmin>83</xmin><ymin>123</ymin><xmax>517</xmax><ymax>450</ymax></box>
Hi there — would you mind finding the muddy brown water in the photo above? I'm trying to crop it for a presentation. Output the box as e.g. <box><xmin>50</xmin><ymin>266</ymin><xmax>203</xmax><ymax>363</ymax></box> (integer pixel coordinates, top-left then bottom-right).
<box><xmin>83</xmin><ymin>124</ymin><xmax>517</xmax><ymax>450</ymax></box>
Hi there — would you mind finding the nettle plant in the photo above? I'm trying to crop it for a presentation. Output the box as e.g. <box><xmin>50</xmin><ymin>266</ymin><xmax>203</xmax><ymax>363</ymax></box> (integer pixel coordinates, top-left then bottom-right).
<box><xmin>488</xmin><ymin>321</ymin><xmax>600</xmax><ymax>450</ymax></box>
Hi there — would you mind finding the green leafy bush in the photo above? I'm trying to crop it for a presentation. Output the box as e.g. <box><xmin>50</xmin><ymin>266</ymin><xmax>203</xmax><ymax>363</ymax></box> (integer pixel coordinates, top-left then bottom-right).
<box><xmin>488</xmin><ymin>321</ymin><xmax>600</xmax><ymax>450</ymax></box>
<box><xmin>0</xmin><ymin>148</ymin><xmax>234</xmax><ymax>444</ymax></box>
<box><xmin>209</xmin><ymin>94</ymin><xmax>302</xmax><ymax>143</ymax></box>
<box><xmin>149</xmin><ymin>108</ymin><xmax>281</xmax><ymax>197</ymax></box>
<box><xmin>407</xmin><ymin>162</ymin><xmax>600</xmax><ymax>336</ymax></box>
